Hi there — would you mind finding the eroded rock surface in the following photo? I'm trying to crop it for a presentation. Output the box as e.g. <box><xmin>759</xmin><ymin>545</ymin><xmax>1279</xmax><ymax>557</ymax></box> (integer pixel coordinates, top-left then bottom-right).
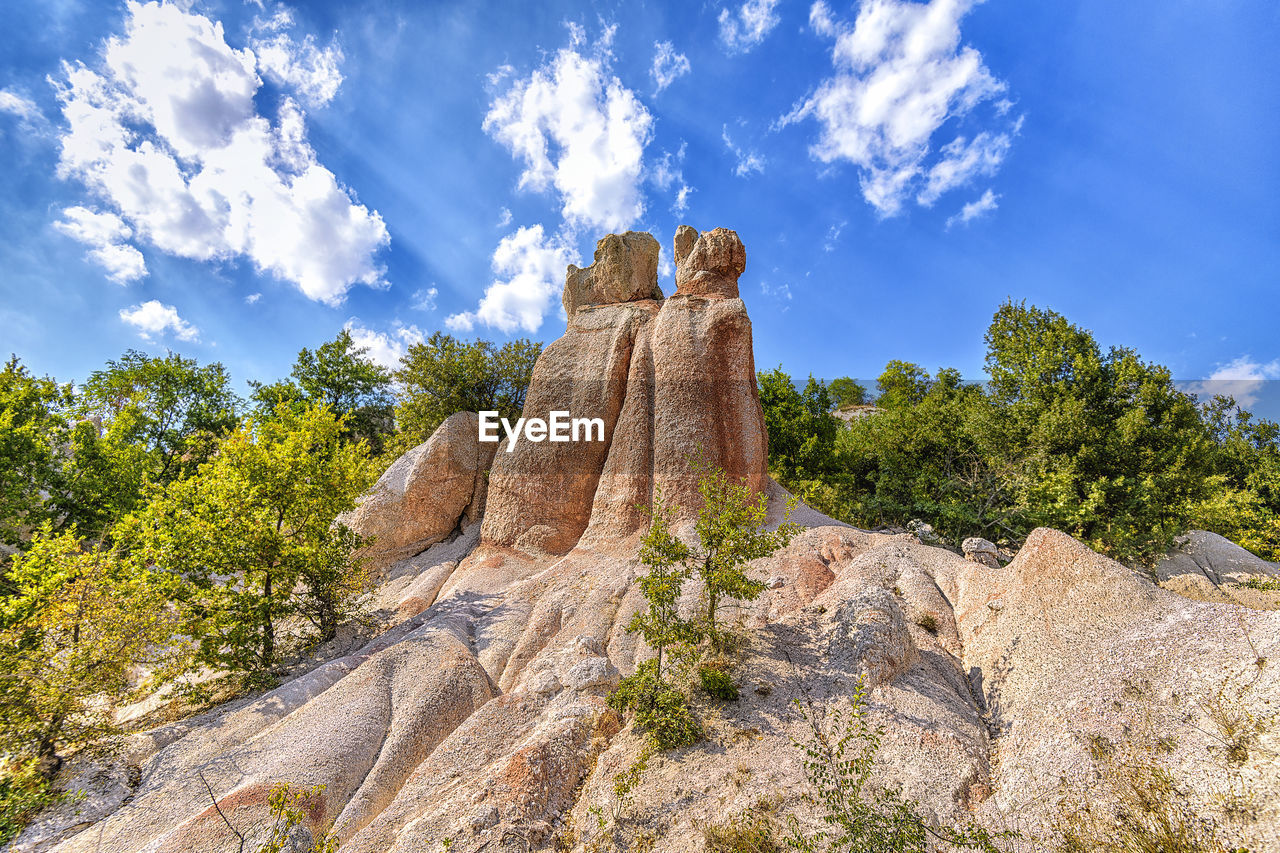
<box><xmin>342</xmin><ymin>411</ymin><xmax>497</xmax><ymax>575</ymax></box>
<box><xmin>22</xmin><ymin>230</ymin><xmax>1280</xmax><ymax>853</ymax></box>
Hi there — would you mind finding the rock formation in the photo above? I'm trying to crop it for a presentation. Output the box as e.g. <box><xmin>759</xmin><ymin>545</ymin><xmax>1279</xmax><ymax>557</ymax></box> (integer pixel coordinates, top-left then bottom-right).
<box><xmin>481</xmin><ymin>225</ymin><xmax>767</xmax><ymax>556</ymax></box>
<box><xmin>340</xmin><ymin>411</ymin><xmax>497</xmax><ymax>575</ymax></box>
<box><xmin>18</xmin><ymin>228</ymin><xmax>1280</xmax><ymax>853</ymax></box>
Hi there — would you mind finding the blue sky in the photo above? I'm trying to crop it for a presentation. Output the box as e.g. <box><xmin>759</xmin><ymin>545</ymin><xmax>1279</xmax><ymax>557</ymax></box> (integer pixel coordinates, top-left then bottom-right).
<box><xmin>2</xmin><ymin>0</ymin><xmax>1278</xmax><ymax>413</ymax></box>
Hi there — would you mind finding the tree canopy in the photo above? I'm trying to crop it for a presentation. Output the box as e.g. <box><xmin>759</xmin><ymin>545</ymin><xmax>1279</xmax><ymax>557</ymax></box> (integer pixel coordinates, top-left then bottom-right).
<box><xmin>761</xmin><ymin>301</ymin><xmax>1280</xmax><ymax>566</ymax></box>
<box><xmin>250</xmin><ymin>329</ymin><xmax>395</xmax><ymax>454</ymax></box>
<box><xmin>395</xmin><ymin>332</ymin><xmax>541</xmax><ymax>447</ymax></box>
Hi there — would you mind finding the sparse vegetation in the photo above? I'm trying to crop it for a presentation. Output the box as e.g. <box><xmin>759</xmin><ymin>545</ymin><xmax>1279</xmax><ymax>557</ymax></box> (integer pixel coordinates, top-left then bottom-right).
<box><xmin>1236</xmin><ymin>576</ymin><xmax>1280</xmax><ymax>592</ymax></box>
<box><xmin>700</xmin><ymin>663</ymin><xmax>740</xmax><ymax>701</ymax></box>
<box><xmin>914</xmin><ymin>612</ymin><xmax>939</xmax><ymax>633</ymax></box>
<box><xmin>1054</xmin><ymin>679</ymin><xmax>1269</xmax><ymax>853</ymax></box>
<box><xmin>1053</xmin><ymin>732</ymin><xmax>1250</xmax><ymax>853</ymax></box>
<box><xmin>256</xmin><ymin>783</ymin><xmax>340</xmax><ymax>853</ymax></box>
<box><xmin>705</xmin><ymin>797</ymin><xmax>783</xmax><ymax>853</ymax></box>
<box><xmin>785</xmin><ymin>675</ymin><xmax>1012</xmax><ymax>853</ymax></box>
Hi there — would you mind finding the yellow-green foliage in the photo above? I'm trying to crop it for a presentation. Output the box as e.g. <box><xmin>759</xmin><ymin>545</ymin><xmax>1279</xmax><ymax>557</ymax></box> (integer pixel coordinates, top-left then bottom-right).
<box><xmin>120</xmin><ymin>403</ymin><xmax>374</xmax><ymax>686</ymax></box>
<box><xmin>0</xmin><ymin>526</ymin><xmax>183</xmax><ymax>772</ymax></box>
<box><xmin>0</xmin><ymin>758</ymin><xmax>63</xmax><ymax>845</ymax></box>
<box><xmin>255</xmin><ymin>783</ymin><xmax>339</xmax><ymax>853</ymax></box>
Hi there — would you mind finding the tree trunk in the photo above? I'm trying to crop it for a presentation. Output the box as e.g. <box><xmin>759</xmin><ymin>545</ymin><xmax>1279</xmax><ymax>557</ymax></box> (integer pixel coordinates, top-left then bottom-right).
<box><xmin>261</xmin><ymin>572</ymin><xmax>274</xmax><ymax>670</ymax></box>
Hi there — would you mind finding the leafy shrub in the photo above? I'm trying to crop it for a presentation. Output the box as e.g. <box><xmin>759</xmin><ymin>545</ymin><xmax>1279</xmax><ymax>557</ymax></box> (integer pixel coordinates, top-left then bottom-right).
<box><xmin>785</xmin><ymin>676</ymin><xmax>1011</xmax><ymax>852</ymax></box>
<box><xmin>0</xmin><ymin>758</ymin><xmax>62</xmax><ymax>845</ymax></box>
<box><xmin>700</xmin><ymin>664</ymin><xmax>740</xmax><ymax>701</ymax></box>
<box><xmin>608</xmin><ymin>660</ymin><xmax>701</xmax><ymax>751</ymax></box>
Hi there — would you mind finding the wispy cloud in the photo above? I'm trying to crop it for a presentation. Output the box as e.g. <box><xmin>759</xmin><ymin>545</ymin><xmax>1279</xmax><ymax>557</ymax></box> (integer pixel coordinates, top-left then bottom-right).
<box><xmin>722</xmin><ymin>125</ymin><xmax>765</xmax><ymax>177</ymax></box>
<box><xmin>1185</xmin><ymin>356</ymin><xmax>1280</xmax><ymax>407</ymax></box>
<box><xmin>946</xmin><ymin>189</ymin><xmax>999</xmax><ymax>228</ymax></box>
<box><xmin>652</xmin><ymin>143</ymin><xmax>694</xmax><ymax>214</ymax></box>
<box><xmin>344</xmin><ymin>318</ymin><xmax>424</xmax><ymax>370</ymax></box>
<box><xmin>824</xmin><ymin>220</ymin><xmax>847</xmax><ymax>252</ymax></box>
<box><xmin>719</xmin><ymin>0</ymin><xmax>782</xmax><ymax>53</ymax></box>
<box><xmin>0</xmin><ymin>89</ymin><xmax>39</xmax><ymax>122</ymax></box>
<box><xmin>411</xmin><ymin>286</ymin><xmax>438</xmax><ymax>312</ymax></box>
<box><xmin>651</xmin><ymin>41</ymin><xmax>691</xmax><ymax>93</ymax></box>
<box><xmin>781</xmin><ymin>0</ymin><xmax>1018</xmax><ymax>217</ymax></box>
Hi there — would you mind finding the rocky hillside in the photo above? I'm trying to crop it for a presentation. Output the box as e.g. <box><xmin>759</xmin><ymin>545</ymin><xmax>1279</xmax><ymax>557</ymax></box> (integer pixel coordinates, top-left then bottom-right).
<box><xmin>16</xmin><ymin>228</ymin><xmax>1280</xmax><ymax>853</ymax></box>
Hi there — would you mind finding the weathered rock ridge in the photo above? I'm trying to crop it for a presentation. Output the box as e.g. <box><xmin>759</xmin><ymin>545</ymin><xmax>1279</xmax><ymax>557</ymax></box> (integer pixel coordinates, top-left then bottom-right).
<box><xmin>20</xmin><ymin>228</ymin><xmax>1280</xmax><ymax>853</ymax></box>
<box><xmin>482</xmin><ymin>225</ymin><xmax>767</xmax><ymax>556</ymax></box>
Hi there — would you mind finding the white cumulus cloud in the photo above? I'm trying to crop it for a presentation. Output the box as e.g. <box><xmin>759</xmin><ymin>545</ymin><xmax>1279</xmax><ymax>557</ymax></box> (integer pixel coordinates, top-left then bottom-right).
<box><xmin>249</xmin><ymin>9</ymin><xmax>344</xmax><ymax>108</ymax></box>
<box><xmin>53</xmin><ymin>1</ymin><xmax>388</xmax><ymax>304</ymax></box>
<box><xmin>53</xmin><ymin>205</ymin><xmax>148</xmax><ymax>283</ymax></box>
<box><xmin>483</xmin><ymin>39</ymin><xmax>653</xmax><ymax>233</ymax></box>
<box><xmin>782</xmin><ymin>0</ymin><xmax>1016</xmax><ymax>217</ymax></box>
<box><xmin>119</xmin><ymin>299</ymin><xmax>199</xmax><ymax>342</ymax></box>
<box><xmin>343</xmin><ymin>319</ymin><xmax>424</xmax><ymax>370</ymax></box>
<box><xmin>719</xmin><ymin>0</ymin><xmax>782</xmax><ymax>53</ymax></box>
<box><xmin>651</xmin><ymin>41</ymin><xmax>691</xmax><ymax>93</ymax></box>
<box><xmin>445</xmin><ymin>225</ymin><xmax>573</xmax><ymax>334</ymax></box>
<box><xmin>946</xmin><ymin>188</ymin><xmax>999</xmax><ymax>228</ymax></box>
<box><xmin>1186</xmin><ymin>356</ymin><xmax>1280</xmax><ymax>408</ymax></box>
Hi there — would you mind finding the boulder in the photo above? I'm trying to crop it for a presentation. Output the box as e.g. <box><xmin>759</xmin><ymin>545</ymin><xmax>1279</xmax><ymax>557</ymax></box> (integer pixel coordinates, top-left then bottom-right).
<box><xmin>962</xmin><ymin>536</ymin><xmax>1000</xmax><ymax>568</ymax></box>
<box><xmin>562</xmin><ymin>231</ymin><xmax>662</xmax><ymax>316</ymax></box>
<box><xmin>1155</xmin><ymin>529</ymin><xmax>1280</xmax><ymax>608</ymax></box>
<box><xmin>673</xmin><ymin>226</ymin><xmax>746</xmax><ymax>298</ymax></box>
<box><xmin>342</xmin><ymin>412</ymin><xmax>497</xmax><ymax>575</ymax></box>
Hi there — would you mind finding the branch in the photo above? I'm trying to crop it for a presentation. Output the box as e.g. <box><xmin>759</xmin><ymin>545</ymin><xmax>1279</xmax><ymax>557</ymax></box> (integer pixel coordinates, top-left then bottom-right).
<box><xmin>197</xmin><ymin>770</ymin><xmax>245</xmax><ymax>853</ymax></box>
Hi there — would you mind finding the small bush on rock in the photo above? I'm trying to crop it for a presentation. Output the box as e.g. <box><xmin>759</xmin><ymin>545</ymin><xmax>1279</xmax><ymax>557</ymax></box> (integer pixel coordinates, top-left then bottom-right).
<box><xmin>608</xmin><ymin>660</ymin><xmax>702</xmax><ymax>751</ymax></box>
<box><xmin>705</xmin><ymin>799</ymin><xmax>782</xmax><ymax>853</ymax></box>
<box><xmin>700</xmin><ymin>664</ymin><xmax>740</xmax><ymax>701</ymax></box>
<box><xmin>786</xmin><ymin>675</ymin><xmax>1012</xmax><ymax>853</ymax></box>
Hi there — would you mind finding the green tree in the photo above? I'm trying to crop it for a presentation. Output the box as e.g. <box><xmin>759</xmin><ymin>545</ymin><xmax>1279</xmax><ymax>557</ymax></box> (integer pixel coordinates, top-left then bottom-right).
<box><xmin>687</xmin><ymin>457</ymin><xmax>802</xmax><ymax>640</ymax></box>
<box><xmin>251</xmin><ymin>330</ymin><xmax>395</xmax><ymax>454</ymax></box>
<box><xmin>828</xmin><ymin>377</ymin><xmax>867</xmax><ymax>409</ymax></box>
<box><xmin>0</xmin><ymin>527</ymin><xmax>182</xmax><ymax>777</ymax></box>
<box><xmin>78</xmin><ymin>349</ymin><xmax>240</xmax><ymax>484</ymax></box>
<box><xmin>395</xmin><ymin>332</ymin><xmax>541</xmax><ymax>447</ymax></box>
<box><xmin>0</xmin><ymin>358</ymin><xmax>73</xmax><ymax>562</ymax></box>
<box><xmin>874</xmin><ymin>361</ymin><xmax>931</xmax><ymax>409</ymax></box>
<box><xmin>122</xmin><ymin>405</ymin><xmax>373</xmax><ymax>685</ymax></box>
<box><xmin>630</xmin><ymin>493</ymin><xmax>697</xmax><ymax>682</ymax></box>
<box><xmin>758</xmin><ymin>368</ymin><xmax>841</xmax><ymax>483</ymax></box>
